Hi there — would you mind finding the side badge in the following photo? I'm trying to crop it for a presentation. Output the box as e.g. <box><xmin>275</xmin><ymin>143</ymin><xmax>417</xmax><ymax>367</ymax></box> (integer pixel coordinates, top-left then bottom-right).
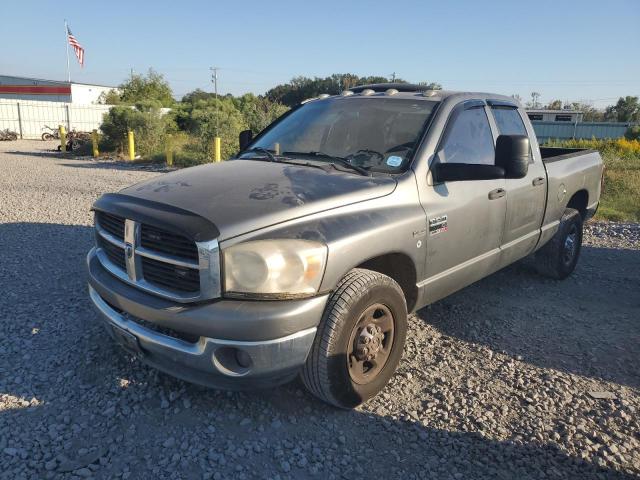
<box><xmin>429</xmin><ymin>215</ymin><xmax>448</xmax><ymax>236</ymax></box>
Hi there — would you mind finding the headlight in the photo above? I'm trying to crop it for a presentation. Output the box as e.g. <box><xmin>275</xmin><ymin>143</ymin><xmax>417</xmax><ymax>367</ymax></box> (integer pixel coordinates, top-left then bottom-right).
<box><xmin>222</xmin><ymin>239</ymin><xmax>327</xmax><ymax>298</ymax></box>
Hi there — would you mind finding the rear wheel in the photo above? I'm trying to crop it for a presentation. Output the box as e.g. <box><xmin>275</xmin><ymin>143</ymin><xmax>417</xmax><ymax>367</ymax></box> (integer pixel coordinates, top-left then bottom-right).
<box><xmin>301</xmin><ymin>269</ymin><xmax>407</xmax><ymax>409</ymax></box>
<box><xmin>535</xmin><ymin>208</ymin><xmax>583</xmax><ymax>279</ymax></box>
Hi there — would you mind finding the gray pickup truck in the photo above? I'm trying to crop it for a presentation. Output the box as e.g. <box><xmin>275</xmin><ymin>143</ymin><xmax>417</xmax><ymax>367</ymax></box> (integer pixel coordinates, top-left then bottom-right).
<box><xmin>87</xmin><ymin>84</ymin><xmax>604</xmax><ymax>408</ymax></box>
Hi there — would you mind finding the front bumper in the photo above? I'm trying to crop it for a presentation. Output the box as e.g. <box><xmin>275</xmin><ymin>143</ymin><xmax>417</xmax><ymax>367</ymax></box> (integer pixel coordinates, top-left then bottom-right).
<box><xmin>87</xmin><ymin>249</ymin><xmax>326</xmax><ymax>389</ymax></box>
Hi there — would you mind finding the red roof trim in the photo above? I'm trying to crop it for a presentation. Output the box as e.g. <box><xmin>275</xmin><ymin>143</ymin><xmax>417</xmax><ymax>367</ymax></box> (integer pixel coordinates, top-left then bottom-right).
<box><xmin>0</xmin><ymin>85</ymin><xmax>72</xmax><ymax>95</ymax></box>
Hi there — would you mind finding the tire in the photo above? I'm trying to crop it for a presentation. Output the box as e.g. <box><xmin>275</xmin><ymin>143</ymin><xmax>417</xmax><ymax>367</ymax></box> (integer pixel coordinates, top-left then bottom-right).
<box><xmin>301</xmin><ymin>268</ymin><xmax>408</xmax><ymax>409</ymax></box>
<box><xmin>535</xmin><ymin>208</ymin><xmax>583</xmax><ymax>280</ymax></box>
<box><xmin>41</xmin><ymin>133</ymin><xmax>53</xmax><ymax>141</ymax></box>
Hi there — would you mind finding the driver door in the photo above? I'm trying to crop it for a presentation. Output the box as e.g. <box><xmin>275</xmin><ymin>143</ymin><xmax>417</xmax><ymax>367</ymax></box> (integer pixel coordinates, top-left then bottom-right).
<box><xmin>420</xmin><ymin>101</ymin><xmax>506</xmax><ymax>304</ymax></box>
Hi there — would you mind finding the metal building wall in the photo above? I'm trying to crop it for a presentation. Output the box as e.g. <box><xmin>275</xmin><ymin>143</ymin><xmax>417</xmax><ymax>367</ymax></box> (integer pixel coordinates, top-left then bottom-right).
<box><xmin>0</xmin><ymin>75</ymin><xmax>72</xmax><ymax>102</ymax></box>
<box><xmin>532</xmin><ymin>121</ymin><xmax>631</xmax><ymax>142</ymax></box>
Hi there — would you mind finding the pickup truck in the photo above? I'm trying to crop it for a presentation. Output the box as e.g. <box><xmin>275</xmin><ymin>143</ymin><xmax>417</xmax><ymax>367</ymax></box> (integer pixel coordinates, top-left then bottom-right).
<box><xmin>87</xmin><ymin>84</ymin><xmax>604</xmax><ymax>408</ymax></box>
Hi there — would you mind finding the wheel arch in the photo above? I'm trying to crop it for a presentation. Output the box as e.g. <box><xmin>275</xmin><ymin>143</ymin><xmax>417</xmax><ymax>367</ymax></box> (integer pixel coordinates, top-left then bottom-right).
<box><xmin>356</xmin><ymin>252</ymin><xmax>418</xmax><ymax>312</ymax></box>
<box><xmin>566</xmin><ymin>189</ymin><xmax>589</xmax><ymax>219</ymax></box>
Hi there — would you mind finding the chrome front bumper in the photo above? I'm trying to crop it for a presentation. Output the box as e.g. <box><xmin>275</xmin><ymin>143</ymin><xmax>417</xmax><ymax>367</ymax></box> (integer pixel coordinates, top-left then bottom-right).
<box><xmin>89</xmin><ymin>286</ymin><xmax>317</xmax><ymax>389</ymax></box>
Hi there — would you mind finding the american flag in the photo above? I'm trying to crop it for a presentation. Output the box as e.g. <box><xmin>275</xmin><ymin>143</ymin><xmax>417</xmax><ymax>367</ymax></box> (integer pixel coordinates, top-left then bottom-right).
<box><xmin>67</xmin><ymin>26</ymin><xmax>85</xmax><ymax>67</ymax></box>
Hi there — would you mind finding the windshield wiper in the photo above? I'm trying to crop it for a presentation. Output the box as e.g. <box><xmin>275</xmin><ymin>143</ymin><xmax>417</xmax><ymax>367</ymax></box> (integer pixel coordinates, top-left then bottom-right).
<box><xmin>282</xmin><ymin>151</ymin><xmax>370</xmax><ymax>176</ymax></box>
<box><xmin>243</xmin><ymin>147</ymin><xmax>280</xmax><ymax>162</ymax></box>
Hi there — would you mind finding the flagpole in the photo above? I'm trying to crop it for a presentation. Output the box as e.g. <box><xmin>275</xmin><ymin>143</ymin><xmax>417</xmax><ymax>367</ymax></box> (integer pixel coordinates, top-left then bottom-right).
<box><xmin>64</xmin><ymin>19</ymin><xmax>71</xmax><ymax>83</ymax></box>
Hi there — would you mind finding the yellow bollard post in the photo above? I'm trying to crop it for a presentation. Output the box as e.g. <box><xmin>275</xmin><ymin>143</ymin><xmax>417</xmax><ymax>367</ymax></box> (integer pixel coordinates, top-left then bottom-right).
<box><xmin>165</xmin><ymin>136</ymin><xmax>173</xmax><ymax>167</ymax></box>
<box><xmin>91</xmin><ymin>129</ymin><xmax>99</xmax><ymax>158</ymax></box>
<box><xmin>214</xmin><ymin>137</ymin><xmax>221</xmax><ymax>162</ymax></box>
<box><xmin>127</xmin><ymin>130</ymin><xmax>135</xmax><ymax>161</ymax></box>
<box><xmin>59</xmin><ymin>125</ymin><xmax>67</xmax><ymax>152</ymax></box>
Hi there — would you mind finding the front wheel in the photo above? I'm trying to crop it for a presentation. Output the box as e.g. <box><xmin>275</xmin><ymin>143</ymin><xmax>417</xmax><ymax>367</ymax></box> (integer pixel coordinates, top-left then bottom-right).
<box><xmin>41</xmin><ymin>132</ymin><xmax>53</xmax><ymax>141</ymax></box>
<box><xmin>535</xmin><ymin>208</ymin><xmax>583</xmax><ymax>279</ymax></box>
<box><xmin>301</xmin><ymin>269</ymin><xmax>407</xmax><ymax>409</ymax></box>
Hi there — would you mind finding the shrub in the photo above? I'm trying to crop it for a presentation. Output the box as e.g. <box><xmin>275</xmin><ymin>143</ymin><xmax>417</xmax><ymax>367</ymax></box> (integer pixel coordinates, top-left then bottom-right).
<box><xmin>100</xmin><ymin>102</ymin><xmax>175</xmax><ymax>158</ymax></box>
<box><xmin>625</xmin><ymin>126</ymin><xmax>640</xmax><ymax>141</ymax></box>
<box><xmin>171</xmin><ymin>97</ymin><xmax>249</xmax><ymax>162</ymax></box>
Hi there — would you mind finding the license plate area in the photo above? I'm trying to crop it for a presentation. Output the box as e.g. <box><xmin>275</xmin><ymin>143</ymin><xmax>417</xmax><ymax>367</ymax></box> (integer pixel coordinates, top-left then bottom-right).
<box><xmin>112</xmin><ymin>325</ymin><xmax>143</xmax><ymax>356</ymax></box>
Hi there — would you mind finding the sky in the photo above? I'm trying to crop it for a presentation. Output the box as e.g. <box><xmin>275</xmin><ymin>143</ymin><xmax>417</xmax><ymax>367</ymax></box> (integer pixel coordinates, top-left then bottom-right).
<box><xmin>1</xmin><ymin>0</ymin><xmax>639</xmax><ymax>108</ymax></box>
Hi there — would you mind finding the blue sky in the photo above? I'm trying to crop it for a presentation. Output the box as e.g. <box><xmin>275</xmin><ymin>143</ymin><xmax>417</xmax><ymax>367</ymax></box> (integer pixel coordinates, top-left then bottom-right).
<box><xmin>2</xmin><ymin>0</ymin><xmax>638</xmax><ymax>107</ymax></box>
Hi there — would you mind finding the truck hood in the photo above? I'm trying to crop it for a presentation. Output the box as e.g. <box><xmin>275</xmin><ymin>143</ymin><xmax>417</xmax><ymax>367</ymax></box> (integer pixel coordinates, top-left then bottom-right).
<box><xmin>118</xmin><ymin>160</ymin><xmax>397</xmax><ymax>240</ymax></box>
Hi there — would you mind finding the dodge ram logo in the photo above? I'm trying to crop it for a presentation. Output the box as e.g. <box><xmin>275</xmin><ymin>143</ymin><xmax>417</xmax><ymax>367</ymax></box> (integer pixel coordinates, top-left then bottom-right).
<box><xmin>125</xmin><ymin>243</ymin><xmax>134</xmax><ymax>259</ymax></box>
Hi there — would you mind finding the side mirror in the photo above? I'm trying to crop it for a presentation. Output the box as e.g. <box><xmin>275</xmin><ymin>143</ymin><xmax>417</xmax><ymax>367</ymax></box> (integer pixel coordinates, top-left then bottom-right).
<box><xmin>433</xmin><ymin>163</ymin><xmax>505</xmax><ymax>182</ymax></box>
<box><xmin>239</xmin><ymin>129</ymin><xmax>253</xmax><ymax>151</ymax></box>
<box><xmin>495</xmin><ymin>134</ymin><xmax>529</xmax><ymax>179</ymax></box>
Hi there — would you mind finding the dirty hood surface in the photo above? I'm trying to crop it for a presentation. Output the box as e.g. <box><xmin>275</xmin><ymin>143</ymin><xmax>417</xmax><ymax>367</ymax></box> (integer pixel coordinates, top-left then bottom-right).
<box><xmin>119</xmin><ymin>160</ymin><xmax>397</xmax><ymax>240</ymax></box>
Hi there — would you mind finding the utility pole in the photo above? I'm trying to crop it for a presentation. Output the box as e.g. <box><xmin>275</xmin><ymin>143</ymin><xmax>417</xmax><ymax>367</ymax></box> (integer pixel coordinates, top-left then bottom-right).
<box><xmin>210</xmin><ymin>67</ymin><xmax>219</xmax><ymax>135</ymax></box>
<box><xmin>390</xmin><ymin>72</ymin><xmax>396</xmax><ymax>82</ymax></box>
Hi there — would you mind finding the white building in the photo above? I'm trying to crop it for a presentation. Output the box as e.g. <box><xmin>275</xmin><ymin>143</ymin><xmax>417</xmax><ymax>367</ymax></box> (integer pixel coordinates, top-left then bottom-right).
<box><xmin>0</xmin><ymin>75</ymin><xmax>118</xmax><ymax>104</ymax></box>
<box><xmin>525</xmin><ymin>109</ymin><xmax>583</xmax><ymax>123</ymax></box>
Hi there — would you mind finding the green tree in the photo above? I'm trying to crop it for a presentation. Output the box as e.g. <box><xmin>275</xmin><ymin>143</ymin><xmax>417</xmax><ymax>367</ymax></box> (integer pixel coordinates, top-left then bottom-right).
<box><xmin>114</xmin><ymin>69</ymin><xmax>174</xmax><ymax>107</ymax></box>
<box><xmin>98</xmin><ymin>89</ymin><xmax>122</xmax><ymax>105</ymax></box>
<box><xmin>567</xmin><ymin>102</ymin><xmax>605</xmax><ymax>122</ymax></box>
<box><xmin>417</xmin><ymin>81</ymin><xmax>442</xmax><ymax>90</ymax></box>
<box><xmin>605</xmin><ymin>96</ymin><xmax>640</xmax><ymax>122</ymax></box>
<box><xmin>233</xmin><ymin>94</ymin><xmax>289</xmax><ymax>134</ymax></box>
<box><xmin>181</xmin><ymin>88</ymin><xmax>216</xmax><ymax>104</ymax></box>
<box><xmin>545</xmin><ymin>99</ymin><xmax>563</xmax><ymax>110</ymax></box>
<box><xmin>265</xmin><ymin>74</ymin><xmax>441</xmax><ymax>106</ymax></box>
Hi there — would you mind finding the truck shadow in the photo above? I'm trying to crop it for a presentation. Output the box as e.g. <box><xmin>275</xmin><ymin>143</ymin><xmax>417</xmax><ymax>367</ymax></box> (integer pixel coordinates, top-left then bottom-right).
<box><xmin>415</xmin><ymin>245</ymin><xmax>640</xmax><ymax>389</ymax></box>
<box><xmin>0</xmin><ymin>222</ymin><xmax>637</xmax><ymax>478</ymax></box>
<box><xmin>59</xmin><ymin>160</ymin><xmax>171</xmax><ymax>173</ymax></box>
<box><xmin>3</xmin><ymin>148</ymin><xmax>169</xmax><ymax>173</ymax></box>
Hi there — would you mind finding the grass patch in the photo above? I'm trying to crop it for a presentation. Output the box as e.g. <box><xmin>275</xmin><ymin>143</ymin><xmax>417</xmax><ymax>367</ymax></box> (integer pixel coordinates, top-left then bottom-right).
<box><xmin>597</xmin><ymin>152</ymin><xmax>640</xmax><ymax>221</ymax></box>
<box><xmin>544</xmin><ymin>138</ymin><xmax>640</xmax><ymax>222</ymax></box>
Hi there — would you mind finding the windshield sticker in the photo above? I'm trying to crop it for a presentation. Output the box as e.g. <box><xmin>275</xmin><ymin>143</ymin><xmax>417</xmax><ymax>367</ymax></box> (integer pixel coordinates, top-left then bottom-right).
<box><xmin>386</xmin><ymin>155</ymin><xmax>403</xmax><ymax>167</ymax></box>
<box><xmin>429</xmin><ymin>215</ymin><xmax>448</xmax><ymax>236</ymax></box>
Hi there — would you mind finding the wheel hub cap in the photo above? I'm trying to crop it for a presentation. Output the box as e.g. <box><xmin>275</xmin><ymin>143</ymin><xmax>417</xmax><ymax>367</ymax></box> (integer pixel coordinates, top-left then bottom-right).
<box><xmin>347</xmin><ymin>303</ymin><xmax>395</xmax><ymax>385</ymax></box>
<box><xmin>563</xmin><ymin>226</ymin><xmax>578</xmax><ymax>265</ymax></box>
<box><xmin>355</xmin><ymin>324</ymin><xmax>385</xmax><ymax>361</ymax></box>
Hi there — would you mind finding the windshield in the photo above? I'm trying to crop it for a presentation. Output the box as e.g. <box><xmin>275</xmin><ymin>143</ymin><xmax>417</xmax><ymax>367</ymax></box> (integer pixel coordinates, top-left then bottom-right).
<box><xmin>240</xmin><ymin>97</ymin><xmax>438</xmax><ymax>173</ymax></box>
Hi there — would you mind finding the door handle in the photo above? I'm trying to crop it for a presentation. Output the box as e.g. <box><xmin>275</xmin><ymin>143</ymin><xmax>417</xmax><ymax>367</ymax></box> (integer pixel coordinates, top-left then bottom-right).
<box><xmin>488</xmin><ymin>188</ymin><xmax>506</xmax><ymax>200</ymax></box>
<box><xmin>532</xmin><ymin>176</ymin><xmax>546</xmax><ymax>186</ymax></box>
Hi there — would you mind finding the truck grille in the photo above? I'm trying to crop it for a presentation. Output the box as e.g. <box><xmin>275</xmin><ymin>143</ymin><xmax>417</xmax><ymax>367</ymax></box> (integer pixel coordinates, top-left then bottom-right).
<box><xmin>98</xmin><ymin>236</ymin><xmax>127</xmax><ymax>271</ymax></box>
<box><xmin>141</xmin><ymin>224</ymin><xmax>198</xmax><ymax>261</ymax></box>
<box><xmin>141</xmin><ymin>257</ymin><xmax>200</xmax><ymax>293</ymax></box>
<box><xmin>97</xmin><ymin>211</ymin><xmax>125</xmax><ymax>239</ymax></box>
<box><xmin>93</xmin><ymin>211</ymin><xmax>220</xmax><ymax>302</ymax></box>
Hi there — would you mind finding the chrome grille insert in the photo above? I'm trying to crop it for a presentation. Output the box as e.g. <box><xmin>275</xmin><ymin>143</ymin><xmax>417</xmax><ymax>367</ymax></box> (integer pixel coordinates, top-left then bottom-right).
<box><xmin>94</xmin><ymin>211</ymin><xmax>220</xmax><ymax>303</ymax></box>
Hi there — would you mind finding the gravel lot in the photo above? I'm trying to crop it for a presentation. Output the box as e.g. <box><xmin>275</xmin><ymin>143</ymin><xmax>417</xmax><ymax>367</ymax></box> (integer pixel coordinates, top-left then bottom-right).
<box><xmin>1</xmin><ymin>140</ymin><xmax>639</xmax><ymax>479</ymax></box>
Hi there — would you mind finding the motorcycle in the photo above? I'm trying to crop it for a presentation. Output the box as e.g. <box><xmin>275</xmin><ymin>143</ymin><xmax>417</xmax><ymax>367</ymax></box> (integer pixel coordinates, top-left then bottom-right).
<box><xmin>41</xmin><ymin>125</ymin><xmax>61</xmax><ymax>141</ymax></box>
<box><xmin>0</xmin><ymin>129</ymin><xmax>18</xmax><ymax>141</ymax></box>
<box><xmin>57</xmin><ymin>129</ymin><xmax>91</xmax><ymax>152</ymax></box>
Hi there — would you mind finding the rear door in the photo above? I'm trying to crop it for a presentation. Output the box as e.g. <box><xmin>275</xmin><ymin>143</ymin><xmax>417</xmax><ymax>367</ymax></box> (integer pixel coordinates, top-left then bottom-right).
<box><xmin>488</xmin><ymin>103</ymin><xmax>547</xmax><ymax>265</ymax></box>
<box><xmin>421</xmin><ymin>100</ymin><xmax>507</xmax><ymax>304</ymax></box>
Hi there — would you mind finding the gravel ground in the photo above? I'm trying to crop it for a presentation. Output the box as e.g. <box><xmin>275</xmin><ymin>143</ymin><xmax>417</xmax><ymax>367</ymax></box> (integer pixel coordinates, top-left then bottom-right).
<box><xmin>1</xmin><ymin>140</ymin><xmax>639</xmax><ymax>479</ymax></box>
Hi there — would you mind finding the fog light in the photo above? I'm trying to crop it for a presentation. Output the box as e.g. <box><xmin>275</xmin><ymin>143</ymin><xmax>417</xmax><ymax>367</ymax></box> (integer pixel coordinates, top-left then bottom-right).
<box><xmin>212</xmin><ymin>347</ymin><xmax>252</xmax><ymax>377</ymax></box>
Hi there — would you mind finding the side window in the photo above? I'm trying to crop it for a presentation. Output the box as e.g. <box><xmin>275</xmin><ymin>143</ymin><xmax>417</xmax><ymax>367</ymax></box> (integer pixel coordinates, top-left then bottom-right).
<box><xmin>439</xmin><ymin>107</ymin><xmax>495</xmax><ymax>165</ymax></box>
<box><xmin>492</xmin><ymin>107</ymin><xmax>528</xmax><ymax>136</ymax></box>
<box><xmin>491</xmin><ymin>107</ymin><xmax>533</xmax><ymax>163</ymax></box>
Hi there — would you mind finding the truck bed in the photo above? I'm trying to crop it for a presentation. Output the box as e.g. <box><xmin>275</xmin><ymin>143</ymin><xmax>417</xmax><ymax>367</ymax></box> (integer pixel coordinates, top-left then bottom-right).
<box><xmin>538</xmin><ymin>147</ymin><xmax>603</xmax><ymax>244</ymax></box>
<box><xmin>539</xmin><ymin>146</ymin><xmax>598</xmax><ymax>163</ymax></box>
